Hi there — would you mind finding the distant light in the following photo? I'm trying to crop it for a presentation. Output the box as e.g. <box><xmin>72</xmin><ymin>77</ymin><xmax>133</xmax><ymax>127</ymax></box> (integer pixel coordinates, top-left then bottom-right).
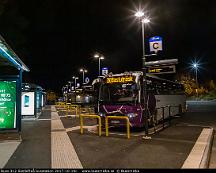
<box><xmin>72</xmin><ymin>76</ymin><xmax>79</xmax><ymax>79</ymax></box>
<box><xmin>80</xmin><ymin>68</ymin><xmax>87</xmax><ymax>73</ymax></box>
<box><xmin>142</xmin><ymin>18</ymin><xmax>150</xmax><ymax>23</ymax></box>
<box><xmin>193</xmin><ymin>63</ymin><xmax>198</xmax><ymax>68</ymax></box>
<box><xmin>100</xmin><ymin>56</ymin><xmax>104</xmax><ymax>60</ymax></box>
<box><xmin>94</xmin><ymin>53</ymin><xmax>100</xmax><ymax>58</ymax></box>
<box><xmin>135</xmin><ymin>11</ymin><xmax>144</xmax><ymax>18</ymax></box>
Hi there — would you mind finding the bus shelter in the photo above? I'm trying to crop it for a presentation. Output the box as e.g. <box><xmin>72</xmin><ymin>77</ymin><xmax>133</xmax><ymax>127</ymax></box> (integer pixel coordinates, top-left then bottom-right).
<box><xmin>21</xmin><ymin>83</ymin><xmax>44</xmax><ymax>118</ymax></box>
<box><xmin>0</xmin><ymin>35</ymin><xmax>29</xmax><ymax>132</ymax></box>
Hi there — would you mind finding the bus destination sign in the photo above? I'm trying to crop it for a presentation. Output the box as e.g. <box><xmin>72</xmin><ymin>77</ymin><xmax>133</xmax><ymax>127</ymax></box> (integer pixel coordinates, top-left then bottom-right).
<box><xmin>106</xmin><ymin>76</ymin><xmax>134</xmax><ymax>84</ymax></box>
<box><xmin>148</xmin><ymin>65</ymin><xmax>176</xmax><ymax>74</ymax></box>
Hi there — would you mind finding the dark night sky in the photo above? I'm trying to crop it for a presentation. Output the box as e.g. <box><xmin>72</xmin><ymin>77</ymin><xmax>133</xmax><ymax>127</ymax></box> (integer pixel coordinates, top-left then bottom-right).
<box><xmin>0</xmin><ymin>0</ymin><xmax>216</xmax><ymax>94</ymax></box>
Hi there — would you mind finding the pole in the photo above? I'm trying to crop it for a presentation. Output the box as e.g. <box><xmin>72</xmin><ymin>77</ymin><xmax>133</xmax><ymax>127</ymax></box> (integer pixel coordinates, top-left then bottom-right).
<box><xmin>82</xmin><ymin>71</ymin><xmax>84</xmax><ymax>84</ymax></box>
<box><xmin>195</xmin><ymin>68</ymin><xmax>198</xmax><ymax>86</ymax></box>
<box><xmin>141</xmin><ymin>20</ymin><xmax>149</xmax><ymax>136</ymax></box>
<box><xmin>74</xmin><ymin>78</ymin><xmax>77</xmax><ymax>103</ymax></box>
<box><xmin>99</xmin><ymin>58</ymin><xmax>101</xmax><ymax>76</ymax></box>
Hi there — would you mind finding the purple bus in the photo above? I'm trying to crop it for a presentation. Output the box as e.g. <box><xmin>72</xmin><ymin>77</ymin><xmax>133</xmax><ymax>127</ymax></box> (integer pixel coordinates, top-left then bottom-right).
<box><xmin>93</xmin><ymin>71</ymin><xmax>186</xmax><ymax>128</ymax></box>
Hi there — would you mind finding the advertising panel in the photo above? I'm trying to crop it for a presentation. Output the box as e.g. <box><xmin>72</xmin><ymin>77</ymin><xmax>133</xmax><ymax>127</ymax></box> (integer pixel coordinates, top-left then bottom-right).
<box><xmin>0</xmin><ymin>81</ymin><xmax>17</xmax><ymax>129</ymax></box>
<box><xmin>21</xmin><ymin>92</ymin><xmax>35</xmax><ymax>115</ymax></box>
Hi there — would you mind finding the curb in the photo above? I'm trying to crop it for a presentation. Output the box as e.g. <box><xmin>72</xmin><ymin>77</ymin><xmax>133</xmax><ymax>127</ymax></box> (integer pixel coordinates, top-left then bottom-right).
<box><xmin>200</xmin><ymin>128</ymin><xmax>214</xmax><ymax>168</ymax></box>
<box><xmin>182</xmin><ymin>127</ymin><xmax>214</xmax><ymax>169</ymax></box>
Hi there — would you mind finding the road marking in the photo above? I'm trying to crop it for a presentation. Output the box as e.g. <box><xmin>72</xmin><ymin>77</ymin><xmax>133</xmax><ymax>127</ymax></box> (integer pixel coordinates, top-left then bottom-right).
<box><xmin>176</xmin><ymin>123</ymin><xmax>212</xmax><ymax>128</ymax></box>
<box><xmin>37</xmin><ymin>119</ymin><xmax>51</xmax><ymax>121</ymax></box>
<box><xmin>182</xmin><ymin>128</ymin><xmax>213</xmax><ymax>168</ymax></box>
<box><xmin>0</xmin><ymin>142</ymin><xmax>20</xmax><ymax>168</ymax></box>
<box><xmin>51</xmin><ymin>106</ymin><xmax>83</xmax><ymax>168</ymax></box>
<box><xmin>66</xmin><ymin>125</ymin><xmax>97</xmax><ymax>133</ymax></box>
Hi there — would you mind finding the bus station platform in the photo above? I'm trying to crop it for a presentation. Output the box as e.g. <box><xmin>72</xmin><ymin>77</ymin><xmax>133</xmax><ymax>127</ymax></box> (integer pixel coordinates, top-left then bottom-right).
<box><xmin>0</xmin><ymin>105</ymin><xmax>214</xmax><ymax>169</ymax></box>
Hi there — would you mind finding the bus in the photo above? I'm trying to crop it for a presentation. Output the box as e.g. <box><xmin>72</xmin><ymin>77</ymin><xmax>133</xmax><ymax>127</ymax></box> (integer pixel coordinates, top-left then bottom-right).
<box><xmin>93</xmin><ymin>71</ymin><xmax>186</xmax><ymax>128</ymax></box>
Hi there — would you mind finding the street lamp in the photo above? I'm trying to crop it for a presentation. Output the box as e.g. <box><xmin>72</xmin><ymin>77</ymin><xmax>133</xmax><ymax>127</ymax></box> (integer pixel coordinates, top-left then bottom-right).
<box><xmin>135</xmin><ymin>10</ymin><xmax>150</xmax><ymax>137</ymax></box>
<box><xmin>94</xmin><ymin>53</ymin><xmax>104</xmax><ymax>76</ymax></box>
<box><xmin>68</xmin><ymin>81</ymin><xmax>72</xmax><ymax>92</ymax></box>
<box><xmin>72</xmin><ymin>76</ymin><xmax>79</xmax><ymax>89</ymax></box>
<box><xmin>79</xmin><ymin>68</ymin><xmax>88</xmax><ymax>84</ymax></box>
<box><xmin>192</xmin><ymin>63</ymin><xmax>199</xmax><ymax>86</ymax></box>
<box><xmin>72</xmin><ymin>76</ymin><xmax>79</xmax><ymax>103</ymax></box>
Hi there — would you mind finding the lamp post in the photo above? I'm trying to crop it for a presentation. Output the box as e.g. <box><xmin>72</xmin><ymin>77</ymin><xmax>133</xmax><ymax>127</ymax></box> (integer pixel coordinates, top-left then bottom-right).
<box><xmin>192</xmin><ymin>62</ymin><xmax>199</xmax><ymax>100</ymax></box>
<box><xmin>65</xmin><ymin>84</ymin><xmax>69</xmax><ymax>102</ymax></box>
<box><xmin>135</xmin><ymin>11</ymin><xmax>150</xmax><ymax>137</ymax></box>
<box><xmin>79</xmin><ymin>68</ymin><xmax>87</xmax><ymax>84</ymax></box>
<box><xmin>68</xmin><ymin>81</ymin><xmax>72</xmax><ymax>92</ymax></box>
<box><xmin>72</xmin><ymin>76</ymin><xmax>79</xmax><ymax>103</ymax></box>
<box><xmin>94</xmin><ymin>53</ymin><xmax>104</xmax><ymax>76</ymax></box>
<box><xmin>192</xmin><ymin>63</ymin><xmax>198</xmax><ymax>86</ymax></box>
<box><xmin>72</xmin><ymin>76</ymin><xmax>79</xmax><ymax>89</ymax></box>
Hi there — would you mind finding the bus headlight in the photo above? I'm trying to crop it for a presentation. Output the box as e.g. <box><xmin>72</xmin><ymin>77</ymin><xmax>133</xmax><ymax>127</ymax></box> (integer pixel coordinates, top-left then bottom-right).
<box><xmin>127</xmin><ymin>113</ymin><xmax>138</xmax><ymax>118</ymax></box>
<box><xmin>99</xmin><ymin>112</ymin><xmax>106</xmax><ymax>117</ymax></box>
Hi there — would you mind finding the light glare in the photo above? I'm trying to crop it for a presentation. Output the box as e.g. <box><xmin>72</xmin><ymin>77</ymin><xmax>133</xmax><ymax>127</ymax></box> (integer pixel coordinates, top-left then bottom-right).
<box><xmin>94</xmin><ymin>54</ymin><xmax>99</xmax><ymax>58</ymax></box>
<box><xmin>142</xmin><ymin>18</ymin><xmax>150</xmax><ymax>23</ymax></box>
<box><xmin>135</xmin><ymin>11</ymin><xmax>144</xmax><ymax>18</ymax></box>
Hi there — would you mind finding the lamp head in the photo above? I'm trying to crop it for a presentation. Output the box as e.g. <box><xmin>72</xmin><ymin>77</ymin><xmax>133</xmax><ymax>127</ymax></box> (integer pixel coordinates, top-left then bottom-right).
<box><xmin>142</xmin><ymin>18</ymin><xmax>150</xmax><ymax>23</ymax></box>
<box><xmin>94</xmin><ymin>53</ymin><xmax>100</xmax><ymax>58</ymax></box>
<box><xmin>135</xmin><ymin>11</ymin><xmax>144</xmax><ymax>18</ymax></box>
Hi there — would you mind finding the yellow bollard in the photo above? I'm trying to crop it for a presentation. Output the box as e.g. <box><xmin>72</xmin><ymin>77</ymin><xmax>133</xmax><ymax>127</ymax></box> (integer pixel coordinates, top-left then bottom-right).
<box><xmin>80</xmin><ymin>116</ymin><xmax>84</xmax><ymax>134</ymax></box>
<box><xmin>80</xmin><ymin>114</ymin><xmax>101</xmax><ymax>136</ymax></box>
<box><xmin>105</xmin><ymin>116</ymin><xmax>130</xmax><ymax>139</ymax></box>
<box><xmin>105</xmin><ymin>117</ymin><xmax>109</xmax><ymax>137</ymax></box>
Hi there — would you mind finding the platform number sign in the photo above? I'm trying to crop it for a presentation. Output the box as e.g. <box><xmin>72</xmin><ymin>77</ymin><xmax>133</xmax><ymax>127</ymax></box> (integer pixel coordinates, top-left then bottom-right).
<box><xmin>149</xmin><ymin>36</ymin><xmax>163</xmax><ymax>53</ymax></box>
<box><xmin>102</xmin><ymin>67</ymin><xmax>108</xmax><ymax>76</ymax></box>
<box><xmin>85</xmin><ymin>77</ymin><xmax>90</xmax><ymax>84</ymax></box>
<box><xmin>0</xmin><ymin>81</ymin><xmax>17</xmax><ymax>129</ymax></box>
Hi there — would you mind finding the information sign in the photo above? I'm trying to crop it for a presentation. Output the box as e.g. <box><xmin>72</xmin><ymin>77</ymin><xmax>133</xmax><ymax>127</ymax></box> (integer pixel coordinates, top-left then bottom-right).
<box><xmin>147</xmin><ymin>65</ymin><xmax>176</xmax><ymax>74</ymax></box>
<box><xmin>102</xmin><ymin>67</ymin><xmax>109</xmax><ymax>76</ymax></box>
<box><xmin>149</xmin><ymin>36</ymin><xmax>163</xmax><ymax>53</ymax></box>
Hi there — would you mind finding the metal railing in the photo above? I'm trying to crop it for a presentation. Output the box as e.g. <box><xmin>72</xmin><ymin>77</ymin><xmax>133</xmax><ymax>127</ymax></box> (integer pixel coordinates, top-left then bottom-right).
<box><xmin>152</xmin><ymin>104</ymin><xmax>182</xmax><ymax>133</ymax></box>
<box><xmin>80</xmin><ymin>114</ymin><xmax>102</xmax><ymax>136</ymax></box>
<box><xmin>105</xmin><ymin>116</ymin><xmax>130</xmax><ymax>139</ymax></box>
<box><xmin>66</xmin><ymin>104</ymin><xmax>80</xmax><ymax>117</ymax></box>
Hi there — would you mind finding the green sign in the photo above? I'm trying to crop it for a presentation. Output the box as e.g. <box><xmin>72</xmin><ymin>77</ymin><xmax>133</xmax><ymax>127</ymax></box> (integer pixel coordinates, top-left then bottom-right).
<box><xmin>0</xmin><ymin>81</ymin><xmax>16</xmax><ymax>129</ymax></box>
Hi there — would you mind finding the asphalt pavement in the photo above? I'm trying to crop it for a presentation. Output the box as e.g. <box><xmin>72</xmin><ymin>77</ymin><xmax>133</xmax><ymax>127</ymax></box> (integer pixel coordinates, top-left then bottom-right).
<box><xmin>3</xmin><ymin>107</ymin><xmax>51</xmax><ymax>168</ymax></box>
<box><xmin>0</xmin><ymin>101</ymin><xmax>215</xmax><ymax>169</ymax></box>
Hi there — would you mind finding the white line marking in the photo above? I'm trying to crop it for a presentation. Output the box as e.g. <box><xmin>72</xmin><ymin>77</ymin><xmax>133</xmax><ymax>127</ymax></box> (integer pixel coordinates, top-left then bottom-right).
<box><xmin>0</xmin><ymin>142</ymin><xmax>20</xmax><ymax>168</ymax></box>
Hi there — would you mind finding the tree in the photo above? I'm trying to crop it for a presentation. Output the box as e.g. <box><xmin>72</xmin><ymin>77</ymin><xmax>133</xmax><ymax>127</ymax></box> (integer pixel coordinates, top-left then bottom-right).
<box><xmin>209</xmin><ymin>80</ymin><xmax>216</xmax><ymax>91</ymax></box>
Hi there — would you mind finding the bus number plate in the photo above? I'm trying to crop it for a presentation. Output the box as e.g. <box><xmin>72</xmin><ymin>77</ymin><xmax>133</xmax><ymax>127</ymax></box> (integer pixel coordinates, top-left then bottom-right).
<box><xmin>111</xmin><ymin>120</ymin><xmax>120</xmax><ymax>124</ymax></box>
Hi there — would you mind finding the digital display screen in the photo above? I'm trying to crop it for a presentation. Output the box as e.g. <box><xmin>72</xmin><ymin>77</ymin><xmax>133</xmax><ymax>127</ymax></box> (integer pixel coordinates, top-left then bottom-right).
<box><xmin>106</xmin><ymin>76</ymin><xmax>135</xmax><ymax>84</ymax></box>
<box><xmin>0</xmin><ymin>81</ymin><xmax>17</xmax><ymax>129</ymax></box>
<box><xmin>24</xmin><ymin>95</ymin><xmax>29</xmax><ymax>107</ymax></box>
<box><xmin>148</xmin><ymin>65</ymin><xmax>176</xmax><ymax>74</ymax></box>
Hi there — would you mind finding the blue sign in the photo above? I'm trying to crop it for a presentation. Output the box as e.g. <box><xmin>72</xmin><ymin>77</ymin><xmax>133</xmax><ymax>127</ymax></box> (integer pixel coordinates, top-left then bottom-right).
<box><xmin>85</xmin><ymin>77</ymin><xmax>90</xmax><ymax>84</ymax></box>
<box><xmin>149</xmin><ymin>36</ymin><xmax>163</xmax><ymax>52</ymax></box>
<box><xmin>149</xmin><ymin>36</ymin><xmax>162</xmax><ymax>42</ymax></box>
<box><xmin>102</xmin><ymin>67</ymin><xmax>108</xmax><ymax>75</ymax></box>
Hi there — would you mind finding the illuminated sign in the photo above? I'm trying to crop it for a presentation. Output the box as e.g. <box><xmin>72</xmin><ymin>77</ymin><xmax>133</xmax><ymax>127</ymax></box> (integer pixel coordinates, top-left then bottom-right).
<box><xmin>0</xmin><ymin>81</ymin><xmax>17</xmax><ymax>129</ymax></box>
<box><xmin>149</xmin><ymin>36</ymin><xmax>163</xmax><ymax>52</ymax></box>
<box><xmin>106</xmin><ymin>76</ymin><xmax>134</xmax><ymax>84</ymax></box>
<box><xmin>21</xmin><ymin>92</ymin><xmax>35</xmax><ymax>116</ymax></box>
<box><xmin>148</xmin><ymin>65</ymin><xmax>176</xmax><ymax>74</ymax></box>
